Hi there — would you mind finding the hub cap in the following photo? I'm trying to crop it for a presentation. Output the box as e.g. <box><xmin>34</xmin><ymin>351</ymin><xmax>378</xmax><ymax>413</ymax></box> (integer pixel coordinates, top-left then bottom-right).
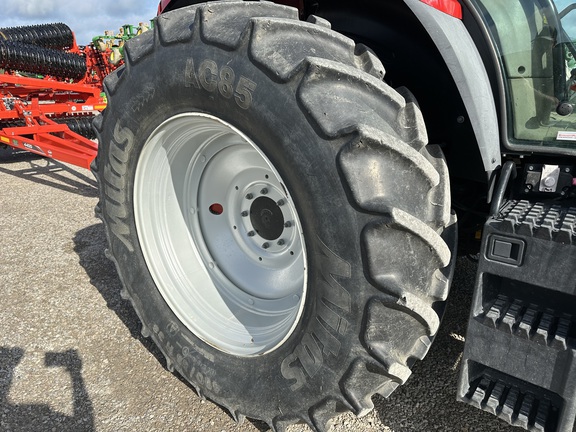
<box><xmin>134</xmin><ymin>113</ymin><xmax>307</xmax><ymax>356</ymax></box>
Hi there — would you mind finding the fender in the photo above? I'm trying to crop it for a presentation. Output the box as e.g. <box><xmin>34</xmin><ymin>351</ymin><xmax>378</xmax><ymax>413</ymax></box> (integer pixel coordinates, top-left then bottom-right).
<box><xmin>403</xmin><ymin>0</ymin><xmax>501</xmax><ymax>175</ymax></box>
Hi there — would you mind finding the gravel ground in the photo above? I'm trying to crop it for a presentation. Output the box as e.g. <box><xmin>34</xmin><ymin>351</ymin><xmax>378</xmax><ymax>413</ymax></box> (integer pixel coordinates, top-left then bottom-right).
<box><xmin>0</xmin><ymin>149</ymin><xmax>522</xmax><ymax>431</ymax></box>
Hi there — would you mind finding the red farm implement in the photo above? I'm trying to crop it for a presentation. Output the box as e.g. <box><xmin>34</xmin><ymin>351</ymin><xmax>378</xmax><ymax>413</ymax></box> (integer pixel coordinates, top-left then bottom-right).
<box><xmin>0</xmin><ymin>22</ymin><xmax>143</xmax><ymax>169</ymax></box>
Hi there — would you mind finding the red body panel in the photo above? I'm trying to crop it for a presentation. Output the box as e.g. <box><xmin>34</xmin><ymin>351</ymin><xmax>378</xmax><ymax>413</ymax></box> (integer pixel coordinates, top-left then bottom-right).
<box><xmin>158</xmin><ymin>0</ymin><xmax>172</xmax><ymax>14</ymax></box>
<box><xmin>419</xmin><ymin>0</ymin><xmax>462</xmax><ymax>19</ymax></box>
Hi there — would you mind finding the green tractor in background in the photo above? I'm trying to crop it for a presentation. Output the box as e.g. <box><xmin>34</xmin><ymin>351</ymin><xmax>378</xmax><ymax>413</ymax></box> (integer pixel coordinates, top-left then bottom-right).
<box><xmin>93</xmin><ymin>22</ymin><xmax>152</xmax><ymax>65</ymax></box>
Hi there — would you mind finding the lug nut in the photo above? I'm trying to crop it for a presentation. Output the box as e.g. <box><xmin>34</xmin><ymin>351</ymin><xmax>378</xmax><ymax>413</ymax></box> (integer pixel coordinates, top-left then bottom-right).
<box><xmin>284</xmin><ymin>221</ymin><xmax>292</xmax><ymax>228</ymax></box>
<box><xmin>241</xmin><ymin>211</ymin><xmax>249</xmax><ymax>217</ymax></box>
<box><xmin>277</xmin><ymin>199</ymin><xmax>285</xmax><ymax>207</ymax></box>
<box><xmin>246</xmin><ymin>193</ymin><xmax>254</xmax><ymax>200</ymax></box>
<box><xmin>262</xmin><ymin>243</ymin><xmax>270</xmax><ymax>249</ymax></box>
<box><xmin>260</xmin><ymin>188</ymin><xmax>268</xmax><ymax>195</ymax></box>
<box><xmin>277</xmin><ymin>239</ymin><xmax>285</xmax><ymax>246</ymax></box>
<box><xmin>248</xmin><ymin>231</ymin><xmax>255</xmax><ymax>237</ymax></box>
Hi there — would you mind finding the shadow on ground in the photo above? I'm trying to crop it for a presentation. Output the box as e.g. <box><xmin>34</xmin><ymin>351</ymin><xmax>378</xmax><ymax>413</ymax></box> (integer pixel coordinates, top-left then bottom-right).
<box><xmin>72</xmin><ymin>223</ymin><xmax>161</xmax><ymax>354</ymax></box>
<box><xmin>72</xmin><ymin>223</ymin><xmax>270</xmax><ymax>431</ymax></box>
<box><xmin>0</xmin><ymin>147</ymin><xmax>97</xmax><ymax>197</ymax></box>
<box><xmin>0</xmin><ymin>347</ymin><xmax>95</xmax><ymax>432</ymax></box>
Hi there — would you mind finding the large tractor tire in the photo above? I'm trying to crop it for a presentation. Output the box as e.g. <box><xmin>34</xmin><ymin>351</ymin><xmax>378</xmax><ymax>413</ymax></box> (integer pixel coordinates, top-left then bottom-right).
<box><xmin>93</xmin><ymin>1</ymin><xmax>457</xmax><ymax>430</ymax></box>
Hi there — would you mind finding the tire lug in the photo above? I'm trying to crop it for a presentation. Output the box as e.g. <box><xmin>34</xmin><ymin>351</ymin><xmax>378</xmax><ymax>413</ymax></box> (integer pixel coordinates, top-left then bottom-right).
<box><xmin>260</xmin><ymin>188</ymin><xmax>268</xmax><ymax>195</ymax></box>
<box><xmin>277</xmin><ymin>199</ymin><xmax>285</xmax><ymax>206</ymax></box>
<box><xmin>262</xmin><ymin>243</ymin><xmax>270</xmax><ymax>249</ymax></box>
<box><xmin>284</xmin><ymin>221</ymin><xmax>292</xmax><ymax>228</ymax></box>
<box><xmin>241</xmin><ymin>211</ymin><xmax>249</xmax><ymax>217</ymax></box>
<box><xmin>277</xmin><ymin>239</ymin><xmax>285</xmax><ymax>246</ymax></box>
<box><xmin>246</xmin><ymin>193</ymin><xmax>254</xmax><ymax>200</ymax></box>
<box><xmin>248</xmin><ymin>231</ymin><xmax>255</xmax><ymax>237</ymax></box>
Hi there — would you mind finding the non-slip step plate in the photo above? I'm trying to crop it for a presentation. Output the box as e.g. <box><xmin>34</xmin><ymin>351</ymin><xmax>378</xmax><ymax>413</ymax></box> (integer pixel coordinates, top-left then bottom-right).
<box><xmin>480</xmin><ymin>294</ymin><xmax>574</xmax><ymax>350</ymax></box>
<box><xmin>498</xmin><ymin>200</ymin><xmax>576</xmax><ymax>244</ymax></box>
<box><xmin>459</xmin><ymin>200</ymin><xmax>576</xmax><ymax>431</ymax></box>
<box><xmin>461</xmin><ymin>365</ymin><xmax>562</xmax><ymax>432</ymax></box>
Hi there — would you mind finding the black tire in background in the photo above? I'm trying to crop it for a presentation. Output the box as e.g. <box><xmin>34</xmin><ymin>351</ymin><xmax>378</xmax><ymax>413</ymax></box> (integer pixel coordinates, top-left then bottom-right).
<box><xmin>93</xmin><ymin>2</ymin><xmax>457</xmax><ymax>430</ymax></box>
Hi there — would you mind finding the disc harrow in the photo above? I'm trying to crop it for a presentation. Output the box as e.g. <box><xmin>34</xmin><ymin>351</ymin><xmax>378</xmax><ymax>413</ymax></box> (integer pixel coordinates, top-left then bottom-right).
<box><xmin>0</xmin><ymin>22</ymin><xmax>126</xmax><ymax>168</ymax></box>
<box><xmin>0</xmin><ymin>20</ymin><xmax>150</xmax><ymax>168</ymax></box>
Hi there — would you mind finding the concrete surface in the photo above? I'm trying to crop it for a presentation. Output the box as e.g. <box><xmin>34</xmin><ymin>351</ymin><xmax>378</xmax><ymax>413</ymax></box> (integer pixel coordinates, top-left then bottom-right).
<box><xmin>0</xmin><ymin>150</ymin><xmax>519</xmax><ymax>431</ymax></box>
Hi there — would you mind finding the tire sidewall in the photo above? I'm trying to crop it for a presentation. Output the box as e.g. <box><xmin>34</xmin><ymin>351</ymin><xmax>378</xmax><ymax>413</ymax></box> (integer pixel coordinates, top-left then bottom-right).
<box><xmin>99</xmin><ymin>36</ymin><xmax>370</xmax><ymax>414</ymax></box>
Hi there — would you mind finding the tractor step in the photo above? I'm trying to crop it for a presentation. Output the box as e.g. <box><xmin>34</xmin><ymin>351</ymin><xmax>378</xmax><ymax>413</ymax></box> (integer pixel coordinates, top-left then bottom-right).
<box><xmin>458</xmin><ymin>200</ymin><xmax>576</xmax><ymax>432</ymax></box>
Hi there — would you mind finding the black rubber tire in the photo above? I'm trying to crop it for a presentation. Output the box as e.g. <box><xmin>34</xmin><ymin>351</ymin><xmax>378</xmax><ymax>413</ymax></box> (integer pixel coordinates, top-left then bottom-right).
<box><xmin>93</xmin><ymin>2</ymin><xmax>457</xmax><ymax>430</ymax></box>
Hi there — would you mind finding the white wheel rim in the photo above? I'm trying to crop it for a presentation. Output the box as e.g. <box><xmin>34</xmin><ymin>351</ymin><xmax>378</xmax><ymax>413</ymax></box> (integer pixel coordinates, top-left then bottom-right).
<box><xmin>134</xmin><ymin>113</ymin><xmax>307</xmax><ymax>356</ymax></box>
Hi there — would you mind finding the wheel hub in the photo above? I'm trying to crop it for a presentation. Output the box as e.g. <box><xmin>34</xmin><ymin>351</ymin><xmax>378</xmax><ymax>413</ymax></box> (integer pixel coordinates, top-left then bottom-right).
<box><xmin>250</xmin><ymin>196</ymin><xmax>285</xmax><ymax>241</ymax></box>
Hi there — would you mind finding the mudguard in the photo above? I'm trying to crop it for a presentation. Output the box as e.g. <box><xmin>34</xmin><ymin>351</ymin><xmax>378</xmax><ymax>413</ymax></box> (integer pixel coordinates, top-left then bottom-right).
<box><xmin>404</xmin><ymin>0</ymin><xmax>501</xmax><ymax>175</ymax></box>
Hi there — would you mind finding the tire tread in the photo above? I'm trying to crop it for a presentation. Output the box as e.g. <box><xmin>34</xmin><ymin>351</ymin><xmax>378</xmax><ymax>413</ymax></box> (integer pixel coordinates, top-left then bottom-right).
<box><xmin>93</xmin><ymin>3</ymin><xmax>456</xmax><ymax>431</ymax></box>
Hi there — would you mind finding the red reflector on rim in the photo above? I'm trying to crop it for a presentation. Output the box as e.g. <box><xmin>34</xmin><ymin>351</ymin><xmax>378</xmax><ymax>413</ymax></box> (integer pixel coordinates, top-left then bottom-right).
<box><xmin>419</xmin><ymin>0</ymin><xmax>463</xmax><ymax>19</ymax></box>
<box><xmin>209</xmin><ymin>203</ymin><xmax>224</xmax><ymax>215</ymax></box>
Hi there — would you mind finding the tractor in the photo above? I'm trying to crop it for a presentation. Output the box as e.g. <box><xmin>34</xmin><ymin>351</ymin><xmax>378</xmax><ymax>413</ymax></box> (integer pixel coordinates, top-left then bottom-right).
<box><xmin>93</xmin><ymin>0</ymin><xmax>576</xmax><ymax>430</ymax></box>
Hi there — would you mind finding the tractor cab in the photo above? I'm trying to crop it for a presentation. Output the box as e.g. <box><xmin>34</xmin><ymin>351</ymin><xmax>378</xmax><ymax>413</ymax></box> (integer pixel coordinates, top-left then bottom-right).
<box><xmin>475</xmin><ymin>0</ymin><xmax>576</xmax><ymax>151</ymax></box>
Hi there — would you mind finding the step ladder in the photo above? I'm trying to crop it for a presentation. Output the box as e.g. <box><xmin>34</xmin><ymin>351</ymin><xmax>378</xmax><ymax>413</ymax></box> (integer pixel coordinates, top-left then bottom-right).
<box><xmin>458</xmin><ymin>200</ymin><xmax>576</xmax><ymax>432</ymax></box>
